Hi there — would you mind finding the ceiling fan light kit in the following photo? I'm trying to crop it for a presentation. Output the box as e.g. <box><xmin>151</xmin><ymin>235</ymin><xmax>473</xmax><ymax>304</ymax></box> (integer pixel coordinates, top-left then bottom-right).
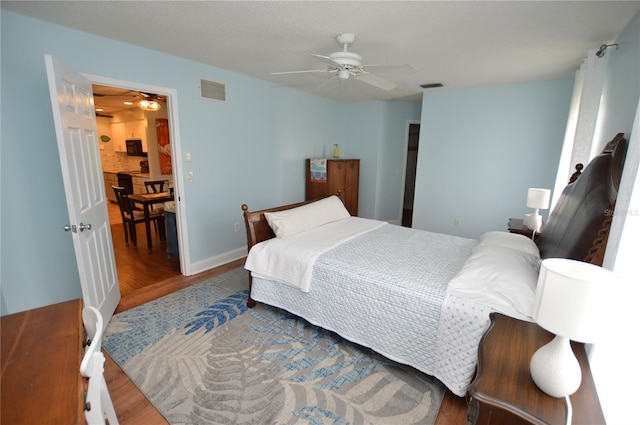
<box><xmin>138</xmin><ymin>99</ymin><xmax>162</xmax><ymax>112</ymax></box>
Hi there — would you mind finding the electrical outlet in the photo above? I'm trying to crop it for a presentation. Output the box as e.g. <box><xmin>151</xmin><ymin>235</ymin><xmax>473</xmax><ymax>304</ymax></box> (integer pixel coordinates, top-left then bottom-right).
<box><xmin>234</xmin><ymin>222</ymin><xmax>241</xmax><ymax>232</ymax></box>
<box><xmin>454</xmin><ymin>218</ymin><xmax>461</xmax><ymax>227</ymax></box>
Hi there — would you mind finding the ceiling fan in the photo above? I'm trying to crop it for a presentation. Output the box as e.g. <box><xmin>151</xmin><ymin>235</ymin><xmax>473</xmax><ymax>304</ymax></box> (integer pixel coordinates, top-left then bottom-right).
<box><xmin>272</xmin><ymin>33</ymin><xmax>415</xmax><ymax>91</ymax></box>
<box><xmin>93</xmin><ymin>87</ymin><xmax>165</xmax><ymax>115</ymax></box>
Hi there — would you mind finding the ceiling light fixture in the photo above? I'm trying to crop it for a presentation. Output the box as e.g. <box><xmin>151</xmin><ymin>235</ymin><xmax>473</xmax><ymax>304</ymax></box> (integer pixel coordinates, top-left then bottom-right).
<box><xmin>138</xmin><ymin>99</ymin><xmax>161</xmax><ymax>112</ymax></box>
<box><xmin>595</xmin><ymin>43</ymin><xmax>618</xmax><ymax>58</ymax></box>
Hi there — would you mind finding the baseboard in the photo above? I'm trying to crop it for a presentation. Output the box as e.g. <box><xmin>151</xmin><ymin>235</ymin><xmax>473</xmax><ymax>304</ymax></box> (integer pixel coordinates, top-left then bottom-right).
<box><xmin>187</xmin><ymin>246</ymin><xmax>247</xmax><ymax>276</ymax></box>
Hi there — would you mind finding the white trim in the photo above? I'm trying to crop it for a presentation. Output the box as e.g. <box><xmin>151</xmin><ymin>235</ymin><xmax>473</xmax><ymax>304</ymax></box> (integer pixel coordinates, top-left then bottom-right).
<box><xmin>189</xmin><ymin>247</ymin><xmax>247</xmax><ymax>276</ymax></box>
<box><xmin>83</xmin><ymin>73</ymin><xmax>191</xmax><ymax>275</ymax></box>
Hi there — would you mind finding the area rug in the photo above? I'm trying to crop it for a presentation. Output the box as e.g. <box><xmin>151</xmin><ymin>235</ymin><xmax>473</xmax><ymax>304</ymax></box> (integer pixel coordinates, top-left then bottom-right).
<box><xmin>103</xmin><ymin>267</ymin><xmax>445</xmax><ymax>424</ymax></box>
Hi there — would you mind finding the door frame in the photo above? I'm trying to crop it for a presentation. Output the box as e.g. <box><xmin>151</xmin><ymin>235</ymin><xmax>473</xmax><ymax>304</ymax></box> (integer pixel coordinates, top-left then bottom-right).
<box><xmin>84</xmin><ymin>73</ymin><xmax>190</xmax><ymax>274</ymax></box>
<box><xmin>399</xmin><ymin>120</ymin><xmax>421</xmax><ymax>224</ymax></box>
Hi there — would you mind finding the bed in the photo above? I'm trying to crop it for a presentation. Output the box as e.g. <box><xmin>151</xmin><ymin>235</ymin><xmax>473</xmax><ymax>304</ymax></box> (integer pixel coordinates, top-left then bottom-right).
<box><xmin>241</xmin><ymin>133</ymin><xmax>627</xmax><ymax>397</ymax></box>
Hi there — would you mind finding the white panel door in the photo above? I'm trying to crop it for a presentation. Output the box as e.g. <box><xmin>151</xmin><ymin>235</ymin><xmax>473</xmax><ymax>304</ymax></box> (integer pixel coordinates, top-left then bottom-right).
<box><xmin>44</xmin><ymin>54</ymin><xmax>120</xmax><ymax>327</ymax></box>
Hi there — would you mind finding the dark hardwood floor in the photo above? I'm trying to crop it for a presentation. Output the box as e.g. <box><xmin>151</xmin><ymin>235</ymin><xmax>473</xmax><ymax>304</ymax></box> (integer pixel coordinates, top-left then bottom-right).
<box><xmin>103</xmin><ymin>202</ymin><xmax>469</xmax><ymax>424</ymax></box>
<box><xmin>109</xmin><ymin>201</ymin><xmax>182</xmax><ymax>296</ymax></box>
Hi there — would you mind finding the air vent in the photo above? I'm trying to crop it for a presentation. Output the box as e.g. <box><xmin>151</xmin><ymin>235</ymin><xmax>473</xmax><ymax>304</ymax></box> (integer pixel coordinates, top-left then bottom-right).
<box><xmin>420</xmin><ymin>83</ymin><xmax>444</xmax><ymax>89</ymax></box>
<box><xmin>200</xmin><ymin>78</ymin><xmax>226</xmax><ymax>102</ymax></box>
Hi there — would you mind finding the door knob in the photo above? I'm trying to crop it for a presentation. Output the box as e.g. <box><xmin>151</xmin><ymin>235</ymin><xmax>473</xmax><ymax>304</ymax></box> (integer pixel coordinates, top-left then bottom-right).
<box><xmin>63</xmin><ymin>224</ymin><xmax>77</xmax><ymax>233</ymax></box>
<box><xmin>78</xmin><ymin>223</ymin><xmax>92</xmax><ymax>232</ymax></box>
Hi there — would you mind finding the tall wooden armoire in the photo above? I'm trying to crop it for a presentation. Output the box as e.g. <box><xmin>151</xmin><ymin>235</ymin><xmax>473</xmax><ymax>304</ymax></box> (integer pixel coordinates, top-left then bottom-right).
<box><xmin>306</xmin><ymin>158</ymin><xmax>360</xmax><ymax>216</ymax></box>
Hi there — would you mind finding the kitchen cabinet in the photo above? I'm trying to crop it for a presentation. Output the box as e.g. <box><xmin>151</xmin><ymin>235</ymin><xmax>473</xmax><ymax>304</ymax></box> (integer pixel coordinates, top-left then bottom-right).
<box><xmin>132</xmin><ymin>174</ymin><xmax>152</xmax><ymax>194</ymax></box>
<box><xmin>111</xmin><ymin>122</ymin><xmax>127</xmax><ymax>152</ymax></box>
<box><xmin>111</xmin><ymin>119</ymin><xmax>148</xmax><ymax>153</ymax></box>
<box><xmin>124</xmin><ymin>120</ymin><xmax>148</xmax><ymax>152</ymax></box>
<box><xmin>104</xmin><ymin>171</ymin><xmax>118</xmax><ymax>202</ymax></box>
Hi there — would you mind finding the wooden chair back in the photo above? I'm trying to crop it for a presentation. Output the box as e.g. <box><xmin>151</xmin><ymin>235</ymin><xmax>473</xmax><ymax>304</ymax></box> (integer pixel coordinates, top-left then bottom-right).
<box><xmin>144</xmin><ymin>180</ymin><xmax>167</xmax><ymax>194</ymax></box>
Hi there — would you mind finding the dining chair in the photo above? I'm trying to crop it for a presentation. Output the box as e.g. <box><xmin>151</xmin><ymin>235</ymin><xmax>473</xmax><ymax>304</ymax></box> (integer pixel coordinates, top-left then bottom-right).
<box><xmin>144</xmin><ymin>180</ymin><xmax>167</xmax><ymax>194</ymax></box>
<box><xmin>112</xmin><ymin>185</ymin><xmax>165</xmax><ymax>247</ymax></box>
<box><xmin>144</xmin><ymin>180</ymin><xmax>167</xmax><ymax>233</ymax></box>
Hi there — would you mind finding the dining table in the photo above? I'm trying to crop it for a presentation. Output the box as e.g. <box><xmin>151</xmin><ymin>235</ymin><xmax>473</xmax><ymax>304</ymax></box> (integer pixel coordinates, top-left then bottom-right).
<box><xmin>127</xmin><ymin>191</ymin><xmax>174</xmax><ymax>249</ymax></box>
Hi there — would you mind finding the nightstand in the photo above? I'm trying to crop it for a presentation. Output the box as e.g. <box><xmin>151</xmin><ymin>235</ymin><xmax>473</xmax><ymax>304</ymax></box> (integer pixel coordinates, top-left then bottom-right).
<box><xmin>507</xmin><ymin>218</ymin><xmax>540</xmax><ymax>241</ymax></box>
<box><xmin>468</xmin><ymin>313</ymin><xmax>605</xmax><ymax>425</ymax></box>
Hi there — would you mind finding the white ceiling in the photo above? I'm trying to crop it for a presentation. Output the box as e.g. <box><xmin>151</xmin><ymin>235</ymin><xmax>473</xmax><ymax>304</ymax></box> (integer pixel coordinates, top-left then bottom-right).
<box><xmin>4</xmin><ymin>1</ymin><xmax>639</xmax><ymax>102</ymax></box>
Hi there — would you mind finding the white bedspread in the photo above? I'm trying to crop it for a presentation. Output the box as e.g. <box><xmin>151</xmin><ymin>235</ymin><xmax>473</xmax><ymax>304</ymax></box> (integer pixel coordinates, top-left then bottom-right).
<box><xmin>245</xmin><ymin>217</ymin><xmax>385</xmax><ymax>292</ymax></box>
<box><xmin>249</xmin><ymin>223</ymin><xmax>484</xmax><ymax>396</ymax></box>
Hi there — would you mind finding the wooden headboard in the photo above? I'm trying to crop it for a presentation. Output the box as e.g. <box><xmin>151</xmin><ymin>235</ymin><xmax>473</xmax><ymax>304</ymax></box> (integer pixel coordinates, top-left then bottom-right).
<box><xmin>538</xmin><ymin>132</ymin><xmax>627</xmax><ymax>266</ymax></box>
<box><xmin>241</xmin><ymin>200</ymin><xmax>316</xmax><ymax>307</ymax></box>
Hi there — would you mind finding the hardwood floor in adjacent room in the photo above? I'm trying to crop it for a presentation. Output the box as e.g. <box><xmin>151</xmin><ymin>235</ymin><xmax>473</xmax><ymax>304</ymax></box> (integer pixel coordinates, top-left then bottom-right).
<box><xmin>109</xmin><ymin>201</ymin><xmax>181</xmax><ymax>296</ymax></box>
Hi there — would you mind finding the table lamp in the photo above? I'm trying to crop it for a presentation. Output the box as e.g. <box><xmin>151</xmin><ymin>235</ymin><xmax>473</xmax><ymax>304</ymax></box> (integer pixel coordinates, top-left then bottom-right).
<box><xmin>530</xmin><ymin>258</ymin><xmax>617</xmax><ymax>398</ymax></box>
<box><xmin>524</xmin><ymin>188</ymin><xmax>551</xmax><ymax>232</ymax></box>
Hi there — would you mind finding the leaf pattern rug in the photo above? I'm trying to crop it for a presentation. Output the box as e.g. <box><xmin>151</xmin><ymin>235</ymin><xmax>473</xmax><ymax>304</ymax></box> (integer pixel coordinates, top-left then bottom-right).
<box><xmin>103</xmin><ymin>268</ymin><xmax>445</xmax><ymax>424</ymax></box>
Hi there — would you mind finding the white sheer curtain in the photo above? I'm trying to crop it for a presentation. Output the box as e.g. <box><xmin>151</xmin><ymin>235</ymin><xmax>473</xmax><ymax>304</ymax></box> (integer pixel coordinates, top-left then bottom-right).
<box><xmin>551</xmin><ymin>49</ymin><xmax>610</xmax><ymax>209</ymax></box>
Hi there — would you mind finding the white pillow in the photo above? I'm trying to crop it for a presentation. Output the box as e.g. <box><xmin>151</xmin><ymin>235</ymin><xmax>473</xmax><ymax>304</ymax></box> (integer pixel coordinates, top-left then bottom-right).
<box><xmin>446</xmin><ymin>241</ymin><xmax>541</xmax><ymax>321</ymax></box>
<box><xmin>479</xmin><ymin>231</ymin><xmax>540</xmax><ymax>257</ymax></box>
<box><xmin>264</xmin><ymin>196</ymin><xmax>350</xmax><ymax>238</ymax></box>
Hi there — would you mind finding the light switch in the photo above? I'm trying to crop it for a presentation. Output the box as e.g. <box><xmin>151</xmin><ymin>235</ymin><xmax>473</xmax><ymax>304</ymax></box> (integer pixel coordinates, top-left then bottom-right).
<box><xmin>185</xmin><ymin>152</ymin><xmax>192</xmax><ymax>161</ymax></box>
<box><xmin>187</xmin><ymin>171</ymin><xmax>194</xmax><ymax>182</ymax></box>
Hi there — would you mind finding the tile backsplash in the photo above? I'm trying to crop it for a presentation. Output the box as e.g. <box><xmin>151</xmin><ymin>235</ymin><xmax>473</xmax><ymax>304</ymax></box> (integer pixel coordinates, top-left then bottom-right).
<box><xmin>100</xmin><ymin>150</ymin><xmax>146</xmax><ymax>173</ymax></box>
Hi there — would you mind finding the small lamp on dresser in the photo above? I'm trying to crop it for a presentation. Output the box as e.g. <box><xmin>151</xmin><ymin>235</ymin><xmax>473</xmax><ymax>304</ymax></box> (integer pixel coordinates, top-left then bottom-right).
<box><xmin>523</xmin><ymin>188</ymin><xmax>551</xmax><ymax>233</ymax></box>
<box><xmin>530</xmin><ymin>259</ymin><xmax>618</xmax><ymax>402</ymax></box>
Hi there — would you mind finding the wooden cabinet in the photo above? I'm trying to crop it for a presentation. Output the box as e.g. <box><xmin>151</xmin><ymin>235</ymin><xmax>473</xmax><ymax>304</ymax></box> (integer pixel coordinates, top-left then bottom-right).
<box><xmin>1</xmin><ymin>299</ymin><xmax>85</xmax><ymax>425</ymax></box>
<box><xmin>468</xmin><ymin>313</ymin><xmax>605</xmax><ymax>425</ymax></box>
<box><xmin>132</xmin><ymin>174</ymin><xmax>152</xmax><ymax>194</ymax></box>
<box><xmin>111</xmin><ymin>122</ymin><xmax>127</xmax><ymax>152</ymax></box>
<box><xmin>111</xmin><ymin>119</ymin><xmax>148</xmax><ymax>152</ymax></box>
<box><xmin>125</xmin><ymin>120</ymin><xmax>148</xmax><ymax>152</ymax></box>
<box><xmin>104</xmin><ymin>172</ymin><xmax>118</xmax><ymax>202</ymax></box>
<box><xmin>306</xmin><ymin>159</ymin><xmax>359</xmax><ymax>216</ymax></box>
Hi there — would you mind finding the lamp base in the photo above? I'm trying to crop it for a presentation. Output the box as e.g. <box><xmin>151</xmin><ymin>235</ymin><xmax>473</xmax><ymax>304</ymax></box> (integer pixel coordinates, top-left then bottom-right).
<box><xmin>523</xmin><ymin>213</ymin><xmax>532</xmax><ymax>228</ymax></box>
<box><xmin>530</xmin><ymin>335</ymin><xmax>582</xmax><ymax>398</ymax></box>
<box><xmin>525</xmin><ymin>210</ymin><xmax>543</xmax><ymax>232</ymax></box>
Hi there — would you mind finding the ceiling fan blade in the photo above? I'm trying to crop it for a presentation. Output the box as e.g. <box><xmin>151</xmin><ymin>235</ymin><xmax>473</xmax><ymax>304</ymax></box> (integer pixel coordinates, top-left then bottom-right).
<box><xmin>317</xmin><ymin>75</ymin><xmax>339</xmax><ymax>92</ymax></box>
<box><xmin>356</xmin><ymin>73</ymin><xmax>397</xmax><ymax>91</ymax></box>
<box><xmin>311</xmin><ymin>53</ymin><xmax>343</xmax><ymax>69</ymax></box>
<box><xmin>271</xmin><ymin>69</ymin><xmax>331</xmax><ymax>75</ymax></box>
<box><xmin>362</xmin><ymin>64</ymin><xmax>417</xmax><ymax>74</ymax></box>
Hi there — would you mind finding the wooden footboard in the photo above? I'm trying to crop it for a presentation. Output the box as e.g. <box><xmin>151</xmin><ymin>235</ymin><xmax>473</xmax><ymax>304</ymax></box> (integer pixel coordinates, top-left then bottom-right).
<box><xmin>241</xmin><ymin>200</ymin><xmax>315</xmax><ymax>307</ymax></box>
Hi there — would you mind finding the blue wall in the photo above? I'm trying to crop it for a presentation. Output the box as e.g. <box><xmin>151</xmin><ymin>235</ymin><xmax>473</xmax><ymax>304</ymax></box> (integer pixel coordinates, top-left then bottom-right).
<box><xmin>0</xmin><ymin>10</ymin><xmax>421</xmax><ymax>314</ymax></box>
<box><xmin>414</xmin><ymin>80</ymin><xmax>573</xmax><ymax>238</ymax></box>
<box><xmin>0</xmin><ymin>10</ymin><xmax>573</xmax><ymax>315</ymax></box>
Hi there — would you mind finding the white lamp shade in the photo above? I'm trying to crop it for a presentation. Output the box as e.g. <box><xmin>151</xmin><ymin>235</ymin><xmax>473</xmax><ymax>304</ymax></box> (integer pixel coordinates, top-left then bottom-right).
<box><xmin>526</xmin><ymin>188</ymin><xmax>551</xmax><ymax>209</ymax></box>
<box><xmin>533</xmin><ymin>258</ymin><xmax>617</xmax><ymax>343</ymax></box>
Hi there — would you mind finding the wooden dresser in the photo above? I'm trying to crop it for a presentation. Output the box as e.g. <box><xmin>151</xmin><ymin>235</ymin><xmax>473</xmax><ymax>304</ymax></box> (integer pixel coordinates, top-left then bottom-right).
<box><xmin>1</xmin><ymin>299</ymin><xmax>85</xmax><ymax>424</ymax></box>
<box><xmin>468</xmin><ymin>313</ymin><xmax>605</xmax><ymax>425</ymax></box>
<box><xmin>306</xmin><ymin>158</ymin><xmax>360</xmax><ymax>216</ymax></box>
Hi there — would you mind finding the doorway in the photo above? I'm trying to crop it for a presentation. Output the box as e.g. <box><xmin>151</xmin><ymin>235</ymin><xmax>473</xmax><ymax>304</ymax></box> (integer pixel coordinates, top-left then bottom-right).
<box><xmin>91</xmin><ymin>78</ymin><xmax>185</xmax><ymax>295</ymax></box>
<box><xmin>402</xmin><ymin>122</ymin><xmax>420</xmax><ymax>227</ymax></box>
